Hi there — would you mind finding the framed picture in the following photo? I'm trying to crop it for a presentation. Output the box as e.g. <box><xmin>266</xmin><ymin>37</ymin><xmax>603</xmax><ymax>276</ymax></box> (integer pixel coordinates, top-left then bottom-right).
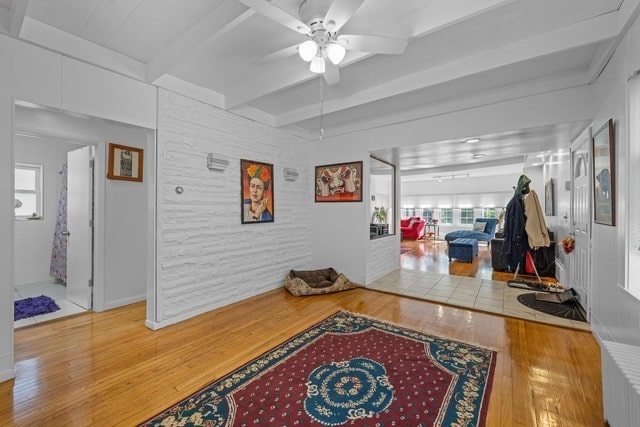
<box><xmin>107</xmin><ymin>143</ymin><xmax>143</xmax><ymax>182</ymax></box>
<box><xmin>315</xmin><ymin>161</ymin><xmax>363</xmax><ymax>202</ymax></box>
<box><xmin>592</xmin><ymin>119</ymin><xmax>615</xmax><ymax>226</ymax></box>
<box><xmin>241</xmin><ymin>159</ymin><xmax>274</xmax><ymax>224</ymax></box>
<box><xmin>544</xmin><ymin>178</ymin><xmax>554</xmax><ymax>216</ymax></box>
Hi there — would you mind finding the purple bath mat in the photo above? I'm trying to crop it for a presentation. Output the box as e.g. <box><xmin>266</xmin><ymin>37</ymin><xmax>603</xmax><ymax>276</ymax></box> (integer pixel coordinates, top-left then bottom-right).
<box><xmin>14</xmin><ymin>295</ymin><xmax>61</xmax><ymax>321</ymax></box>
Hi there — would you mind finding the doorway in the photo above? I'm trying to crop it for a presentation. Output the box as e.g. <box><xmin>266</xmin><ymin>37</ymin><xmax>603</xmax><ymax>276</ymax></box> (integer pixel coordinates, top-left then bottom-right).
<box><xmin>569</xmin><ymin>128</ymin><xmax>592</xmax><ymax>320</ymax></box>
<box><xmin>13</xmin><ymin>135</ymin><xmax>94</xmax><ymax>328</ymax></box>
<box><xmin>12</xmin><ymin>101</ymin><xmax>153</xmax><ymax>329</ymax></box>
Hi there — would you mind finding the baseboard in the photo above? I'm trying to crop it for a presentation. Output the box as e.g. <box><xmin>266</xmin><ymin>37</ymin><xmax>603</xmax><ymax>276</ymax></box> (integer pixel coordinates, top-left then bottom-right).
<box><xmin>100</xmin><ymin>294</ymin><xmax>146</xmax><ymax>312</ymax></box>
<box><xmin>145</xmin><ymin>304</ymin><xmax>217</xmax><ymax>330</ymax></box>
<box><xmin>0</xmin><ymin>367</ymin><xmax>15</xmax><ymax>383</ymax></box>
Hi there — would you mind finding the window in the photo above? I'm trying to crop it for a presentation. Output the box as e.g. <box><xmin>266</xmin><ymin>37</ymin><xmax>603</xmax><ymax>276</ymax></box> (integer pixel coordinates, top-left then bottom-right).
<box><xmin>627</xmin><ymin>74</ymin><xmax>640</xmax><ymax>299</ymax></box>
<box><xmin>460</xmin><ymin>208</ymin><xmax>474</xmax><ymax>225</ymax></box>
<box><xmin>421</xmin><ymin>208</ymin><xmax>434</xmax><ymax>222</ymax></box>
<box><xmin>14</xmin><ymin>163</ymin><xmax>43</xmax><ymax>219</ymax></box>
<box><xmin>402</xmin><ymin>208</ymin><xmax>422</xmax><ymax>218</ymax></box>
<box><xmin>483</xmin><ymin>208</ymin><xmax>496</xmax><ymax>218</ymax></box>
<box><xmin>439</xmin><ymin>208</ymin><xmax>453</xmax><ymax>224</ymax></box>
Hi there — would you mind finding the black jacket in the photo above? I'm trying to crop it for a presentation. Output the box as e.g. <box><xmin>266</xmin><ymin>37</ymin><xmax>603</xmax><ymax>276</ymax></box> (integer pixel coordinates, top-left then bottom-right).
<box><xmin>503</xmin><ymin>194</ymin><xmax>529</xmax><ymax>270</ymax></box>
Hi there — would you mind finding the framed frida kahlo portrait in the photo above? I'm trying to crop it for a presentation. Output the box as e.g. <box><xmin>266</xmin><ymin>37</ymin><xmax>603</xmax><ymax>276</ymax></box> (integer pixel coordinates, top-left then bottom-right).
<box><xmin>315</xmin><ymin>161</ymin><xmax>363</xmax><ymax>202</ymax></box>
<box><xmin>241</xmin><ymin>159</ymin><xmax>274</xmax><ymax>224</ymax></box>
<box><xmin>107</xmin><ymin>143</ymin><xmax>143</xmax><ymax>182</ymax></box>
<box><xmin>592</xmin><ymin>119</ymin><xmax>615</xmax><ymax>226</ymax></box>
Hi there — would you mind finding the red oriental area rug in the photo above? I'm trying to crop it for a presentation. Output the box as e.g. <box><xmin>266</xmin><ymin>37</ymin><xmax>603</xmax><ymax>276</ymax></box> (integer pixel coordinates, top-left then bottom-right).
<box><xmin>140</xmin><ymin>311</ymin><xmax>497</xmax><ymax>426</ymax></box>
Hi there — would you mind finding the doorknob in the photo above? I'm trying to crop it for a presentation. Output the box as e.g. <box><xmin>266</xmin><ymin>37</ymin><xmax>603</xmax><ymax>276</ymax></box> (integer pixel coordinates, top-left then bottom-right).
<box><xmin>62</xmin><ymin>231</ymin><xmax>70</xmax><ymax>236</ymax></box>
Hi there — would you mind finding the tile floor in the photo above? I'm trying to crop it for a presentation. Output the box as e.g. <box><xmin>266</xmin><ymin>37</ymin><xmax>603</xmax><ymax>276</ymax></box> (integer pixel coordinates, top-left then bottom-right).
<box><xmin>366</xmin><ymin>269</ymin><xmax>591</xmax><ymax>331</ymax></box>
<box><xmin>14</xmin><ymin>280</ymin><xmax>87</xmax><ymax>329</ymax></box>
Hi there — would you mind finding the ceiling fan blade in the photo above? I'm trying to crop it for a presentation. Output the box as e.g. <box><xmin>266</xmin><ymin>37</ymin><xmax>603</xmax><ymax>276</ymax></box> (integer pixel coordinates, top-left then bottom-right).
<box><xmin>237</xmin><ymin>0</ymin><xmax>310</xmax><ymax>34</ymax></box>
<box><xmin>254</xmin><ymin>44</ymin><xmax>300</xmax><ymax>64</ymax></box>
<box><xmin>324</xmin><ymin>0</ymin><xmax>365</xmax><ymax>32</ymax></box>
<box><xmin>324</xmin><ymin>61</ymin><xmax>340</xmax><ymax>86</ymax></box>
<box><xmin>338</xmin><ymin>34</ymin><xmax>408</xmax><ymax>54</ymax></box>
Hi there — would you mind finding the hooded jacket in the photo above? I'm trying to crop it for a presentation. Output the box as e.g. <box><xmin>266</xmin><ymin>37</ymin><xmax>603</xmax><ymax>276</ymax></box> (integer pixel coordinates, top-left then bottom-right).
<box><xmin>502</xmin><ymin>175</ymin><xmax>531</xmax><ymax>269</ymax></box>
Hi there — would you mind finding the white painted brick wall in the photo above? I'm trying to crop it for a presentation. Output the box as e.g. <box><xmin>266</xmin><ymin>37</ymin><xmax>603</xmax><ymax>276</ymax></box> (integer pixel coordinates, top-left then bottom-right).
<box><xmin>368</xmin><ymin>236</ymin><xmax>400</xmax><ymax>283</ymax></box>
<box><xmin>156</xmin><ymin>89</ymin><xmax>312</xmax><ymax>323</ymax></box>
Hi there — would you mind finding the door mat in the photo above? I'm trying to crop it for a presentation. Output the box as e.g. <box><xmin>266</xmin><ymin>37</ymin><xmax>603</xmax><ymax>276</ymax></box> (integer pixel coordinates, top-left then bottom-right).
<box><xmin>14</xmin><ymin>295</ymin><xmax>61</xmax><ymax>321</ymax></box>
<box><xmin>516</xmin><ymin>292</ymin><xmax>587</xmax><ymax>322</ymax></box>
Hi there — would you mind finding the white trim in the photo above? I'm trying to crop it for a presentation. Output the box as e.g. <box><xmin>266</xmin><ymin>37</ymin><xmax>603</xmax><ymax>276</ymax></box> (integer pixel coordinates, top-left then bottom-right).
<box><xmin>92</xmin><ymin>142</ymin><xmax>106</xmax><ymax>312</ymax></box>
<box><xmin>0</xmin><ymin>367</ymin><xmax>15</xmax><ymax>382</ymax></box>
<box><xmin>102</xmin><ymin>294</ymin><xmax>146</xmax><ymax>312</ymax></box>
<box><xmin>617</xmin><ymin>284</ymin><xmax>640</xmax><ymax>304</ymax></box>
<box><xmin>146</xmin><ymin>126</ymin><xmax>157</xmax><ymax>325</ymax></box>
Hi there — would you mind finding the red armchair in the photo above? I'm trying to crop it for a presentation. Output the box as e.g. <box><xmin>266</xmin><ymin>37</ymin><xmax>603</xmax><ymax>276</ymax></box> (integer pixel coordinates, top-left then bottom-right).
<box><xmin>401</xmin><ymin>217</ymin><xmax>426</xmax><ymax>240</ymax></box>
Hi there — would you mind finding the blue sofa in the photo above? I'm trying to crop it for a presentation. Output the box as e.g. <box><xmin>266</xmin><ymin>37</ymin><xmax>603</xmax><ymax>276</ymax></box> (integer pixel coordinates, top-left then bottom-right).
<box><xmin>444</xmin><ymin>218</ymin><xmax>498</xmax><ymax>245</ymax></box>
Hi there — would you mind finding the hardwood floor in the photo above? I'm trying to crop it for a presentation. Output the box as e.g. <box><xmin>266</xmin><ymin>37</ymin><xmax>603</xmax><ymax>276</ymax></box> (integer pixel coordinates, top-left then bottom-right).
<box><xmin>399</xmin><ymin>238</ymin><xmax>557</xmax><ymax>283</ymax></box>
<box><xmin>1</xmin><ymin>285</ymin><xmax>603</xmax><ymax>426</ymax></box>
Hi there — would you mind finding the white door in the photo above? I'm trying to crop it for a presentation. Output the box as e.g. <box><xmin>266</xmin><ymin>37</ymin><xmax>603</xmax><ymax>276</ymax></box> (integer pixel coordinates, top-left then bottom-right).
<box><xmin>66</xmin><ymin>146</ymin><xmax>94</xmax><ymax>310</ymax></box>
<box><xmin>570</xmin><ymin>131</ymin><xmax>591</xmax><ymax>319</ymax></box>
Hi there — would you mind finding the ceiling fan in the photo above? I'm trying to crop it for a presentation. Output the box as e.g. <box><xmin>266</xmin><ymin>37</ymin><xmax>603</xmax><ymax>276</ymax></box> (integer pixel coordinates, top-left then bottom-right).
<box><xmin>239</xmin><ymin>0</ymin><xmax>408</xmax><ymax>85</ymax></box>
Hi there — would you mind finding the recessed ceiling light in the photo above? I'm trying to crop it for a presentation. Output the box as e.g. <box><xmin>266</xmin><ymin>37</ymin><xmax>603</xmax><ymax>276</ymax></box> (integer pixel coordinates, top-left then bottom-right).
<box><xmin>465</xmin><ymin>138</ymin><xmax>481</xmax><ymax>143</ymax></box>
<box><xmin>472</xmin><ymin>153</ymin><xmax>486</xmax><ymax>159</ymax></box>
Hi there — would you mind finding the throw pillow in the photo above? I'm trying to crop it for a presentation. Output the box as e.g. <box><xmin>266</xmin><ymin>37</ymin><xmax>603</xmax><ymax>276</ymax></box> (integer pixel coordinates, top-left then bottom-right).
<box><xmin>408</xmin><ymin>219</ymin><xmax>417</xmax><ymax>228</ymax></box>
<box><xmin>473</xmin><ymin>221</ymin><xmax>487</xmax><ymax>232</ymax></box>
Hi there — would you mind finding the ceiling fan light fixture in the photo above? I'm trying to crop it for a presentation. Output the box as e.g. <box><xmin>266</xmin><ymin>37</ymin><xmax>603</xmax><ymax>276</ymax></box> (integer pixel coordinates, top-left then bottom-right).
<box><xmin>299</xmin><ymin>40</ymin><xmax>318</xmax><ymax>62</ymax></box>
<box><xmin>326</xmin><ymin>43</ymin><xmax>346</xmax><ymax>65</ymax></box>
<box><xmin>310</xmin><ymin>55</ymin><xmax>325</xmax><ymax>73</ymax></box>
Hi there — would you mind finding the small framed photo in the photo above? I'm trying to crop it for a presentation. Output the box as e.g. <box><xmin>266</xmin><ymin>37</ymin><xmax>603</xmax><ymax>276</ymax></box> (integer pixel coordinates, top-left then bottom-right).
<box><xmin>107</xmin><ymin>143</ymin><xmax>143</xmax><ymax>182</ymax></box>
<box><xmin>315</xmin><ymin>161</ymin><xmax>363</xmax><ymax>202</ymax></box>
<box><xmin>241</xmin><ymin>159</ymin><xmax>274</xmax><ymax>224</ymax></box>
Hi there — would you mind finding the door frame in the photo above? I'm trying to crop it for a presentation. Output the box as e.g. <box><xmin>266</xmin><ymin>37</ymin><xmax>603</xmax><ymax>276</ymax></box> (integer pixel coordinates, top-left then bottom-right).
<box><xmin>92</xmin><ymin>141</ymin><xmax>107</xmax><ymax>312</ymax></box>
<box><xmin>569</xmin><ymin>126</ymin><xmax>593</xmax><ymax>319</ymax></box>
<box><xmin>11</xmin><ymin>102</ymin><xmax>106</xmax><ymax>313</ymax></box>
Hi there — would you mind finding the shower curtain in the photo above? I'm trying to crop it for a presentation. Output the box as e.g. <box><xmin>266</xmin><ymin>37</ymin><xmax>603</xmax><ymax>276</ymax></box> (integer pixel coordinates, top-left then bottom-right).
<box><xmin>50</xmin><ymin>164</ymin><xmax>67</xmax><ymax>283</ymax></box>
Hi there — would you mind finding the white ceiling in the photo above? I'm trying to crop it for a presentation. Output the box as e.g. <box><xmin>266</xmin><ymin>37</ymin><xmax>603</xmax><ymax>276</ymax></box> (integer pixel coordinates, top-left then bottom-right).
<box><xmin>0</xmin><ymin>0</ymin><xmax>630</xmax><ymax>177</ymax></box>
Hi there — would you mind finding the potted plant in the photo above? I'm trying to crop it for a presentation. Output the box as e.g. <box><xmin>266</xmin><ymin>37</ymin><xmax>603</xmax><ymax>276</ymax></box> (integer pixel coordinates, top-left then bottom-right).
<box><xmin>373</xmin><ymin>206</ymin><xmax>388</xmax><ymax>224</ymax></box>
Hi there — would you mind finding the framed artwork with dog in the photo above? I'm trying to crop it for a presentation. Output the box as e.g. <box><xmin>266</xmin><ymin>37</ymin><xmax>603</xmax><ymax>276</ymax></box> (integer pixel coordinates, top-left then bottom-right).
<box><xmin>314</xmin><ymin>161</ymin><xmax>363</xmax><ymax>202</ymax></box>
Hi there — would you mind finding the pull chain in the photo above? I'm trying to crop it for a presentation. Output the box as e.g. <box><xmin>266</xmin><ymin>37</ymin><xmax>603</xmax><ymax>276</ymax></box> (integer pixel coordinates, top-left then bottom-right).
<box><xmin>319</xmin><ymin>76</ymin><xmax>324</xmax><ymax>143</ymax></box>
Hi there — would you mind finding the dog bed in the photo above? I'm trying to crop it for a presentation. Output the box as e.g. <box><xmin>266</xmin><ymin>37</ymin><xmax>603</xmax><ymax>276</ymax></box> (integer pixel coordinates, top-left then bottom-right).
<box><xmin>284</xmin><ymin>267</ymin><xmax>357</xmax><ymax>296</ymax></box>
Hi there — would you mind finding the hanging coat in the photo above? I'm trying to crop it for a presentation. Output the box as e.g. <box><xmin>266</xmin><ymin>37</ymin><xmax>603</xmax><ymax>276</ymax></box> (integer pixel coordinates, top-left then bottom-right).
<box><xmin>502</xmin><ymin>194</ymin><xmax>529</xmax><ymax>270</ymax></box>
<box><xmin>524</xmin><ymin>189</ymin><xmax>551</xmax><ymax>248</ymax></box>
